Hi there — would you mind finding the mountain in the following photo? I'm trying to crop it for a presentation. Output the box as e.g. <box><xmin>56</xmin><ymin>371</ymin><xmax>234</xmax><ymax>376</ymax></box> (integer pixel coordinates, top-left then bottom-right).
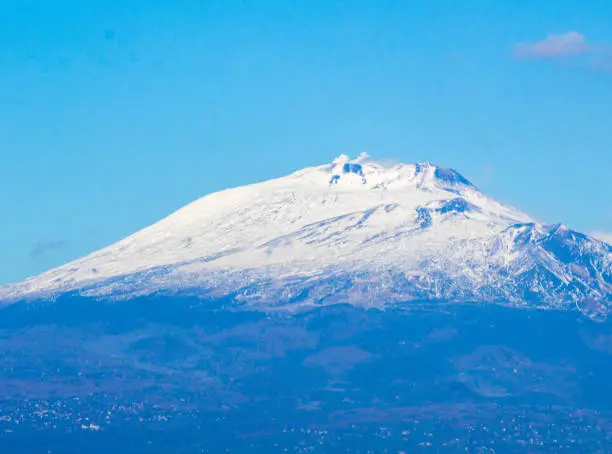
<box><xmin>1</xmin><ymin>153</ymin><xmax>610</xmax><ymax>312</ymax></box>
<box><xmin>3</xmin><ymin>154</ymin><xmax>612</xmax><ymax>452</ymax></box>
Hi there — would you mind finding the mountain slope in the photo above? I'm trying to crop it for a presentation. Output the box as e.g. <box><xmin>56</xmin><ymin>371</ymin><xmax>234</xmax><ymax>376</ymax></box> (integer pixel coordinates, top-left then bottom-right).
<box><xmin>1</xmin><ymin>154</ymin><xmax>610</xmax><ymax>311</ymax></box>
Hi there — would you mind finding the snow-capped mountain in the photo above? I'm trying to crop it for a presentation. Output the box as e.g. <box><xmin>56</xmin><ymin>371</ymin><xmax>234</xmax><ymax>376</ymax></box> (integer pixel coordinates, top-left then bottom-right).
<box><xmin>2</xmin><ymin>154</ymin><xmax>611</xmax><ymax>311</ymax></box>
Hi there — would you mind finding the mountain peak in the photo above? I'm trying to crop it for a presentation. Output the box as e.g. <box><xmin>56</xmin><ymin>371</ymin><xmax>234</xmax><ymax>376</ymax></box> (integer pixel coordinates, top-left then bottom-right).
<box><xmin>319</xmin><ymin>155</ymin><xmax>475</xmax><ymax>193</ymax></box>
<box><xmin>331</xmin><ymin>152</ymin><xmax>370</xmax><ymax>165</ymax></box>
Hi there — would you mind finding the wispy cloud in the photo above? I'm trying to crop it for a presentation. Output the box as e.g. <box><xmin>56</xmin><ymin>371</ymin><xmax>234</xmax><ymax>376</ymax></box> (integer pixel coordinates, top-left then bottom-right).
<box><xmin>30</xmin><ymin>240</ymin><xmax>66</xmax><ymax>258</ymax></box>
<box><xmin>514</xmin><ymin>32</ymin><xmax>593</xmax><ymax>59</ymax></box>
<box><xmin>592</xmin><ymin>232</ymin><xmax>612</xmax><ymax>244</ymax></box>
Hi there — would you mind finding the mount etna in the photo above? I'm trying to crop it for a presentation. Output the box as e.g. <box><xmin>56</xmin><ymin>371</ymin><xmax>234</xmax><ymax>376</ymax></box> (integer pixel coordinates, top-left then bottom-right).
<box><xmin>1</xmin><ymin>155</ymin><xmax>611</xmax><ymax>452</ymax></box>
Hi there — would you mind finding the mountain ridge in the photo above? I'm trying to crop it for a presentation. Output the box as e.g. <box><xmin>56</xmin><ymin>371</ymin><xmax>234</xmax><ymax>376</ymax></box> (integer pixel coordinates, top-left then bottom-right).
<box><xmin>1</xmin><ymin>154</ymin><xmax>610</xmax><ymax>314</ymax></box>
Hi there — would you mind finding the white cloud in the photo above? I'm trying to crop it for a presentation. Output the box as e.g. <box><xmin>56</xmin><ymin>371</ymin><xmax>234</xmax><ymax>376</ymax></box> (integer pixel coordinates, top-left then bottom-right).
<box><xmin>514</xmin><ymin>32</ymin><xmax>593</xmax><ymax>59</ymax></box>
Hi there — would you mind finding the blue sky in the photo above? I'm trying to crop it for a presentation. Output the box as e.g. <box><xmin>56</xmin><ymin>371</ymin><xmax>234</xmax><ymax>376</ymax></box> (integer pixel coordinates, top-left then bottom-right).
<box><xmin>1</xmin><ymin>0</ymin><xmax>611</xmax><ymax>285</ymax></box>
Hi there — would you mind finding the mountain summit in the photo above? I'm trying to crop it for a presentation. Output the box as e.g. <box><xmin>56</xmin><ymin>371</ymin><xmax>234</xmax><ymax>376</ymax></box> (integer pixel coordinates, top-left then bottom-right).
<box><xmin>2</xmin><ymin>155</ymin><xmax>611</xmax><ymax>312</ymax></box>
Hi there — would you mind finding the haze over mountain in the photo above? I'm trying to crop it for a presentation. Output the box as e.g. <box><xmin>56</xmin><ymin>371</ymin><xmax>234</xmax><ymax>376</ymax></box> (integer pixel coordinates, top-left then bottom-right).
<box><xmin>3</xmin><ymin>154</ymin><xmax>610</xmax><ymax>314</ymax></box>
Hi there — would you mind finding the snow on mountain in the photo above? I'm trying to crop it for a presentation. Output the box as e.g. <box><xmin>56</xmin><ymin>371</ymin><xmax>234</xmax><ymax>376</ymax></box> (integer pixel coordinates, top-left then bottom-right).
<box><xmin>1</xmin><ymin>154</ymin><xmax>611</xmax><ymax>312</ymax></box>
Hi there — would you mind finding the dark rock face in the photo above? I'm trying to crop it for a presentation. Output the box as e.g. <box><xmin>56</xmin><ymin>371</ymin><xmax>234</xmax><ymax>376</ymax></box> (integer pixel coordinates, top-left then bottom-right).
<box><xmin>2</xmin><ymin>296</ymin><xmax>612</xmax><ymax>451</ymax></box>
<box><xmin>434</xmin><ymin>166</ymin><xmax>475</xmax><ymax>188</ymax></box>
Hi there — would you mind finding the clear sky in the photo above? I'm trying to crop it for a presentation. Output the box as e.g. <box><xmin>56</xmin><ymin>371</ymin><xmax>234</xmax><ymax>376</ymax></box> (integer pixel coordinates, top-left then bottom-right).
<box><xmin>1</xmin><ymin>0</ymin><xmax>611</xmax><ymax>285</ymax></box>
